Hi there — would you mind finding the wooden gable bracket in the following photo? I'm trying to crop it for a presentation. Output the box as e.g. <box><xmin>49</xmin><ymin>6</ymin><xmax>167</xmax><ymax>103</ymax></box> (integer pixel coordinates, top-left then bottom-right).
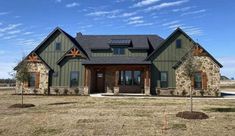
<box><xmin>27</xmin><ymin>53</ymin><xmax>41</xmax><ymax>62</ymax></box>
<box><xmin>67</xmin><ymin>47</ymin><xmax>81</xmax><ymax>58</ymax></box>
<box><xmin>193</xmin><ymin>46</ymin><xmax>206</xmax><ymax>56</ymax></box>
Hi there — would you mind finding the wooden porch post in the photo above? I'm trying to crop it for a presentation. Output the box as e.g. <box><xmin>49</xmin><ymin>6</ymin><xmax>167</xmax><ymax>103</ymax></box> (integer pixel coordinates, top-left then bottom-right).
<box><xmin>114</xmin><ymin>70</ymin><xmax>119</xmax><ymax>95</ymax></box>
<box><xmin>144</xmin><ymin>66</ymin><xmax>151</xmax><ymax>95</ymax></box>
<box><xmin>84</xmin><ymin>66</ymin><xmax>90</xmax><ymax>95</ymax></box>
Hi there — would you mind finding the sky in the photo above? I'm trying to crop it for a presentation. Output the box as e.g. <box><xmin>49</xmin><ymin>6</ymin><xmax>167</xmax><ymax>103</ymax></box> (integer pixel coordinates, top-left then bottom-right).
<box><xmin>0</xmin><ymin>0</ymin><xmax>234</xmax><ymax>79</ymax></box>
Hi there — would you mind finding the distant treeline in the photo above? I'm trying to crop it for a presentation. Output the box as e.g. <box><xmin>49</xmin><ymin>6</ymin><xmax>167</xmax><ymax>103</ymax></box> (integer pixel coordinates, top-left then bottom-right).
<box><xmin>0</xmin><ymin>79</ymin><xmax>16</xmax><ymax>84</ymax></box>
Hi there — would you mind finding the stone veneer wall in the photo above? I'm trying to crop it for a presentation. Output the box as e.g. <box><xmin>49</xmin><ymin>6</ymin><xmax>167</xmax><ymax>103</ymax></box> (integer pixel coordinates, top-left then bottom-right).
<box><xmin>175</xmin><ymin>56</ymin><xmax>220</xmax><ymax>96</ymax></box>
<box><xmin>16</xmin><ymin>62</ymin><xmax>49</xmax><ymax>94</ymax></box>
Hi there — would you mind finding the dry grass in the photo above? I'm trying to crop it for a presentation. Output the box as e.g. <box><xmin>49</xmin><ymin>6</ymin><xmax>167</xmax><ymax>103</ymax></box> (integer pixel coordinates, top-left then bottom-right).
<box><xmin>0</xmin><ymin>90</ymin><xmax>235</xmax><ymax>136</ymax></box>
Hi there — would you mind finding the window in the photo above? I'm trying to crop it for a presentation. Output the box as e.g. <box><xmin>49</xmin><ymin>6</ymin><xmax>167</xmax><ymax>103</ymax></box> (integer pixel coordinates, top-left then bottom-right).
<box><xmin>119</xmin><ymin>71</ymin><xmax>125</xmax><ymax>85</ymax></box>
<box><xmin>176</xmin><ymin>39</ymin><xmax>182</xmax><ymax>48</ymax></box>
<box><xmin>133</xmin><ymin>71</ymin><xmax>141</xmax><ymax>85</ymax></box>
<box><xmin>55</xmin><ymin>42</ymin><xmax>61</xmax><ymax>51</ymax></box>
<box><xmin>194</xmin><ymin>72</ymin><xmax>202</xmax><ymax>89</ymax></box>
<box><xmin>113</xmin><ymin>47</ymin><xmax>125</xmax><ymax>55</ymax></box>
<box><xmin>70</xmin><ymin>71</ymin><xmax>79</xmax><ymax>87</ymax></box>
<box><xmin>160</xmin><ymin>72</ymin><xmax>168</xmax><ymax>88</ymax></box>
<box><xmin>118</xmin><ymin>71</ymin><xmax>141</xmax><ymax>86</ymax></box>
<box><xmin>53</xmin><ymin>72</ymin><xmax>58</xmax><ymax>77</ymax></box>
<box><xmin>125</xmin><ymin>71</ymin><xmax>132</xmax><ymax>85</ymax></box>
<box><xmin>28</xmin><ymin>73</ymin><xmax>36</xmax><ymax>87</ymax></box>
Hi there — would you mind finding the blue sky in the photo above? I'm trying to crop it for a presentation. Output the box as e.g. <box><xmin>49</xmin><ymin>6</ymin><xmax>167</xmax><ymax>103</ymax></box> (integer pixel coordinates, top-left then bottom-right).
<box><xmin>0</xmin><ymin>0</ymin><xmax>234</xmax><ymax>78</ymax></box>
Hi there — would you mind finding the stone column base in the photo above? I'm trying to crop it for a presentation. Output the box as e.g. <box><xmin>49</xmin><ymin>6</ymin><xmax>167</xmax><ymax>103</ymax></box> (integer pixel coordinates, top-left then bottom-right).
<box><xmin>83</xmin><ymin>86</ymin><xmax>90</xmax><ymax>96</ymax></box>
<box><xmin>145</xmin><ymin>86</ymin><xmax>150</xmax><ymax>96</ymax></box>
<box><xmin>114</xmin><ymin>87</ymin><xmax>119</xmax><ymax>95</ymax></box>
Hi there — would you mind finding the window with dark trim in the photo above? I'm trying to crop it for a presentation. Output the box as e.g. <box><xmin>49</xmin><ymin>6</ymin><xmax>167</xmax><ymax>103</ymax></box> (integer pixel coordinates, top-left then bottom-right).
<box><xmin>194</xmin><ymin>72</ymin><xmax>202</xmax><ymax>89</ymax></box>
<box><xmin>55</xmin><ymin>42</ymin><xmax>61</xmax><ymax>51</ymax></box>
<box><xmin>160</xmin><ymin>72</ymin><xmax>168</xmax><ymax>88</ymax></box>
<box><xmin>176</xmin><ymin>39</ymin><xmax>182</xmax><ymax>48</ymax></box>
<box><xmin>70</xmin><ymin>71</ymin><xmax>79</xmax><ymax>87</ymax></box>
<box><xmin>53</xmin><ymin>72</ymin><xmax>58</xmax><ymax>77</ymax></box>
<box><xmin>118</xmin><ymin>71</ymin><xmax>141</xmax><ymax>85</ymax></box>
<box><xmin>113</xmin><ymin>47</ymin><xmax>125</xmax><ymax>55</ymax></box>
<box><xmin>28</xmin><ymin>73</ymin><xmax>36</xmax><ymax>87</ymax></box>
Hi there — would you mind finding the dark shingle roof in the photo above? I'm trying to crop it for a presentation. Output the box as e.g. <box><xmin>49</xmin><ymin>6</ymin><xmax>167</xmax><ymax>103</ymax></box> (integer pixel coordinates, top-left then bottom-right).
<box><xmin>76</xmin><ymin>34</ymin><xmax>164</xmax><ymax>58</ymax></box>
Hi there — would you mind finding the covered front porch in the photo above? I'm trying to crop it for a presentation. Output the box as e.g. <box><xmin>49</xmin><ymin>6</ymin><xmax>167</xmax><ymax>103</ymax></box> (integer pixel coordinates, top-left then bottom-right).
<box><xmin>83</xmin><ymin>64</ymin><xmax>151</xmax><ymax>95</ymax></box>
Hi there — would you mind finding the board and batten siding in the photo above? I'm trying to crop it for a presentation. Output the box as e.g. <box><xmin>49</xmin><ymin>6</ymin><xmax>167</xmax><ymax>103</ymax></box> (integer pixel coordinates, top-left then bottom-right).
<box><xmin>36</xmin><ymin>30</ymin><xmax>83</xmax><ymax>87</ymax></box>
<box><xmin>60</xmin><ymin>59</ymin><xmax>84</xmax><ymax>87</ymax></box>
<box><xmin>150</xmin><ymin>32</ymin><xmax>194</xmax><ymax>89</ymax></box>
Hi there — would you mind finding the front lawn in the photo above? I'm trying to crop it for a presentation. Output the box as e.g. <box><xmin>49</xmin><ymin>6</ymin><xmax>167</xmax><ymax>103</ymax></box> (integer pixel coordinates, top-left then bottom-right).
<box><xmin>0</xmin><ymin>90</ymin><xmax>234</xmax><ymax>136</ymax></box>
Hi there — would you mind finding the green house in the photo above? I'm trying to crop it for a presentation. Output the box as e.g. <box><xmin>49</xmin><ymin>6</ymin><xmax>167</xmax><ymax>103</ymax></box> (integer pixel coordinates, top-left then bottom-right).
<box><xmin>14</xmin><ymin>27</ymin><xmax>222</xmax><ymax>96</ymax></box>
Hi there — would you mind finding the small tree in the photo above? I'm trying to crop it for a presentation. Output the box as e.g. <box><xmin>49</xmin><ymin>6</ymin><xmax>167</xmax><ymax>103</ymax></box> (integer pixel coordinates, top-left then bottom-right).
<box><xmin>182</xmin><ymin>46</ymin><xmax>199</xmax><ymax>112</ymax></box>
<box><xmin>15</xmin><ymin>58</ymin><xmax>30</xmax><ymax>107</ymax></box>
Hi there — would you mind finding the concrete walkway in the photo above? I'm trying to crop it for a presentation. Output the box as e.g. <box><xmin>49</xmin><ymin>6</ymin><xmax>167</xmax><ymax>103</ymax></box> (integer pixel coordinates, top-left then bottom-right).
<box><xmin>90</xmin><ymin>93</ymin><xmax>235</xmax><ymax>99</ymax></box>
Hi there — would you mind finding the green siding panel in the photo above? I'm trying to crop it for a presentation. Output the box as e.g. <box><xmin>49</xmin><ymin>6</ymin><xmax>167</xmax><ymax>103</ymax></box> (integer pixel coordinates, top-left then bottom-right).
<box><xmin>37</xmin><ymin>31</ymin><xmax>83</xmax><ymax>87</ymax></box>
<box><xmin>151</xmin><ymin>32</ymin><xmax>195</xmax><ymax>89</ymax></box>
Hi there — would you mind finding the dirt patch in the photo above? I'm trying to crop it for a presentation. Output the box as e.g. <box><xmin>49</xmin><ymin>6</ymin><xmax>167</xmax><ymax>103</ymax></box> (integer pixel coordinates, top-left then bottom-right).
<box><xmin>48</xmin><ymin>102</ymin><xmax>77</xmax><ymax>105</ymax></box>
<box><xmin>176</xmin><ymin>111</ymin><xmax>209</xmax><ymax>120</ymax></box>
<box><xmin>9</xmin><ymin>104</ymin><xmax>35</xmax><ymax>108</ymax></box>
<box><xmin>204</xmin><ymin>107</ymin><xmax>235</xmax><ymax>112</ymax></box>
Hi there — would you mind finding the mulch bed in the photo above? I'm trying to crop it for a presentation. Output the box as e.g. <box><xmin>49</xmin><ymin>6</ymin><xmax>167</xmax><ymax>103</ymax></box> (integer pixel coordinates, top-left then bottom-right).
<box><xmin>48</xmin><ymin>102</ymin><xmax>77</xmax><ymax>105</ymax></box>
<box><xmin>176</xmin><ymin>111</ymin><xmax>209</xmax><ymax>120</ymax></box>
<box><xmin>9</xmin><ymin>104</ymin><xmax>35</xmax><ymax>108</ymax></box>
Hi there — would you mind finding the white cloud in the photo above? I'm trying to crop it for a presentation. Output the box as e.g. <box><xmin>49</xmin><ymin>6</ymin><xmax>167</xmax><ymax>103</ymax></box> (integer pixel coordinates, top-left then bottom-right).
<box><xmin>55</xmin><ymin>0</ymin><xmax>62</xmax><ymax>3</ymax></box>
<box><xmin>17</xmin><ymin>39</ymin><xmax>40</xmax><ymax>47</ymax></box>
<box><xmin>182</xmin><ymin>26</ymin><xmax>203</xmax><ymax>36</ymax></box>
<box><xmin>172</xmin><ymin>6</ymin><xmax>192</xmax><ymax>12</ymax></box>
<box><xmin>0</xmin><ymin>12</ymin><xmax>9</xmax><ymax>16</ymax></box>
<box><xmin>0</xmin><ymin>50</ymin><xmax>5</xmax><ymax>55</ymax></box>
<box><xmin>0</xmin><ymin>62</ymin><xmax>16</xmax><ymax>78</ymax></box>
<box><xmin>86</xmin><ymin>10</ymin><xmax>121</xmax><ymax>17</ymax></box>
<box><xmin>128</xmin><ymin>20</ymin><xmax>144</xmax><ymax>25</ymax></box>
<box><xmin>145</xmin><ymin>0</ymin><xmax>189</xmax><ymax>11</ymax></box>
<box><xmin>8</xmin><ymin>30</ymin><xmax>21</xmax><ymax>35</ymax></box>
<box><xmin>218</xmin><ymin>57</ymin><xmax>235</xmax><ymax>77</ymax></box>
<box><xmin>129</xmin><ymin>16</ymin><xmax>143</xmax><ymax>21</ymax></box>
<box><xmin>120</xmin><ymin>12</ymin><xmax>136</xmax><ymax>17</ymax></box>
<box><xmin>0</xmin><ymin>23</ymin><xmax>22</xmax><ymax>33</ymax></box>
<box><xmin>3</xmin><ymin>35</ymin><xmax>17</xmax><ymax>40</ymax></box>
<box><xmin>135</xmin><ymin>22</ymin><xmax>153</xmax><ymax>27</ymax></box>
<box><xmin>132</xmin><ymin>0</ymin><xmax>161</xmax><ymax>8</ymax></box>
<box><xmin>23</xmin><ymin>31</ymin><xmax>34</xmax><ymax>35</ymax></box>
<box><xmin>162</xmin><ymin>20</ymin><xmax>180</xmax><ymax>26</ymax></box>
<box><xmin>66</xmin><ymin>2</ymin><xmax>79</xmax><ymax>8</ymax></box>
<box><xmin>181</xmin><ymin>9</ymin><xmax>206</xmax><ymax>16</ymax></box>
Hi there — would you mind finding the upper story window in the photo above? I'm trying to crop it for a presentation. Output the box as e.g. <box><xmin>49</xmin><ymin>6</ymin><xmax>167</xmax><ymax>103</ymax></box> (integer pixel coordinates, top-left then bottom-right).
<box><xmin>55</xmin><ymin>42</ymin><xmax>61</xmax><ymax>51</ymax></box>
<box><xmin>113</xmin><ymin>47</ymin><xmax>125</xmax><ymax>55</ymax></box>
<box><xmin>176</xmin><ymin>39</ymin><xmax>182</xmax><ymax>49</ymax></box>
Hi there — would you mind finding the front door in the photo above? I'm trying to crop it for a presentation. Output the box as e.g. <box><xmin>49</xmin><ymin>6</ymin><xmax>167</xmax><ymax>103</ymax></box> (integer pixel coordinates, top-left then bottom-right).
<box><xmin>96</xmin><ymin>72</ymin><xmax>104</xmax><ymax>93</ymax></box>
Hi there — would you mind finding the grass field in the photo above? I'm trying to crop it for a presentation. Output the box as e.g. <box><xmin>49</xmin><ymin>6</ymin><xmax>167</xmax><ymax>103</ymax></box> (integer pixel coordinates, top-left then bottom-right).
<box><xmin>0</xmin><ymin>90</ymin><xmax>234</xmax><ymax>136</ymax></box>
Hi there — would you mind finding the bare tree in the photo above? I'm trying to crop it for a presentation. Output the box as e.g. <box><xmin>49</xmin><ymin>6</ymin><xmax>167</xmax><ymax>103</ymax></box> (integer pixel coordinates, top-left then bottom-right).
<box><xmin>15</xmin><ymin>58</ymin><xmax>30</xmax><ymax>107</ymax></box>
<box><xmin>182</xmin><ymin>46</ymin><xmax>199</xmax><ymax>112</ymax></box>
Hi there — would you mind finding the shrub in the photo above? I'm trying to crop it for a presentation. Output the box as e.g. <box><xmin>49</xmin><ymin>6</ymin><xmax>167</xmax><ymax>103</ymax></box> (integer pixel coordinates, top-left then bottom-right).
<box><xmin>182</xmin><ymin>90</ymin><xmax>187</xmax><ymax>96</ymax></box>
<box><xmin>157</xmin><ymin>89</ymin><xmax>161</xmax><ymax>96</ymax></box>
<box><xmin>63</xmin><ymin>88</ymin><xmax>69</xmax><ymax>95</ymax></box>
<box><xmin>44</xmin><ymin>89</ymin><xmax>48</xmax><ymax>95</ymax></box>
<box><xmin>33</xmin><ymin>89</ymin><xmax>38</xmax><ymax>94</ymax></box>
<box><xmin>200</xmin><ymin>90</ymin><xmax>204</xmax><ymax>96</ymax></box>
<box><xmin>214</xmin><ymin>91</ymin><xmax>219</xmax><ymax>97</ymax></box>
<box><xmin>54</xmin><ymin>88</ymin><xmax>59</xmax><ymax>95</ymax></box>
<box><xmin>74</xmin><ymin>88</ymin><xmax>79</xmax><ymax>95</ymax></box>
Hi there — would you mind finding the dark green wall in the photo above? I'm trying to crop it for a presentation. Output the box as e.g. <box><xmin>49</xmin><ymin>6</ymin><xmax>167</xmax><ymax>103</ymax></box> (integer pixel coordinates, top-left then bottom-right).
<box><xmin>36</xmin><ymin>31</ymin><xmax>84</xmax><ymax>87</ymax></box>
<box><xmin>150</xmin><ymin>32</ymin><xmax>194</xmax><ymax>89</ymax></box>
